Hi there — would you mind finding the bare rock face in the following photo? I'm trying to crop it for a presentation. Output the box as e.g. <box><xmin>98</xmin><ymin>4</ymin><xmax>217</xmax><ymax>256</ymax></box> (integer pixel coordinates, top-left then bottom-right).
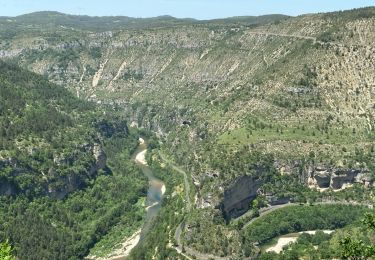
<box><xmin>274</xmin><ymin>159</ymin><xmax>373</xmax><ymax>191</ymax></box>
<box><xmin>91</xmin><ymin>144</ymin><xmax>107</xmax><ymax>174</ymax></box>
<box><xmin>331</xmin><ymin>169</ymin><xmax>361</xmax><ymax>189</ymax></box>
<box><xmin>221</xmin><ymin>176</ymin><xmax>263</xmax><ymax>219</ymax></box>
<box><xmin>309</xmin><ymin>165</ymin><xmax>372</xmax><ymax>190</ymax></box>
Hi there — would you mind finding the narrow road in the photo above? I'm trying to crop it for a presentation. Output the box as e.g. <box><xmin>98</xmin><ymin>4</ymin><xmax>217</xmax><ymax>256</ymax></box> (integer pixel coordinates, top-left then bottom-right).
<box><xmin>246</xmin><ymin>31</ymin><xmax>368</xmax><ymax>48</ymax></box>
<box><xmin>158</xmin><ymin>151</ymin><xmax>192</xmax><ymax>210</ymax></box>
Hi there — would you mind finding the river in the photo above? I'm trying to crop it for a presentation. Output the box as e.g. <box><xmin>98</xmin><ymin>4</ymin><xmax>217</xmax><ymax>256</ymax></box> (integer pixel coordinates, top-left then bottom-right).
<box><xmin>132</xmin><ymin>137</ymin><xmax>166</xmax><ymax>240</ymax></box>
<box><xmin>105</xmin><ymin>137</ymin><xmax>166</xmax><ymax>260</ymax></box>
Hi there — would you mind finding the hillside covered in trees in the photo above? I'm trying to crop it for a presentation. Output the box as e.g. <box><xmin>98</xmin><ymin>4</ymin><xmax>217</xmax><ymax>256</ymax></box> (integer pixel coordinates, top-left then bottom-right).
<box><xmin>0</xmin><ymin>61</ymin><xmax>148</xmax><ymax>259</ymax></box>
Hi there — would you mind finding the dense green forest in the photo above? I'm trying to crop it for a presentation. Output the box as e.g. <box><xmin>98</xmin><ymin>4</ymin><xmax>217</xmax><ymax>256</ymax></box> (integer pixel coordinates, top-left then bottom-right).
<box><xmin>243</xmin><ymin>204</ymin><xmax>369</xmax><ymax>244</ymax></box>
<box><xmin>0</xmin><ymin>61</ymin><xmax>148</xmax><ymax>259</ymax></box>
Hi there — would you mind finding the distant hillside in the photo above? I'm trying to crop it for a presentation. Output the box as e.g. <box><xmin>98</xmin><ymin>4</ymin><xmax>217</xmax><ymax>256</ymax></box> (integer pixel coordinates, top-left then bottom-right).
<box><xmin>202</xmin><ymin>14</ymin><xmax>289</xmax><ymax>25</ymax></box>
<box><xmin>0</xmin><ymin>11</ymin><xmax>289</xmax><ymax>34</ymax></box>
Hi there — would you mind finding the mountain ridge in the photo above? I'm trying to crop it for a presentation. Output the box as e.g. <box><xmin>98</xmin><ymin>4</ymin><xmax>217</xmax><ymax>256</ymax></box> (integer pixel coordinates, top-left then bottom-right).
<box><xmin>0</xmin><ymin>11</ymin><xmax>289</xmax><ymax>32</ymax></box>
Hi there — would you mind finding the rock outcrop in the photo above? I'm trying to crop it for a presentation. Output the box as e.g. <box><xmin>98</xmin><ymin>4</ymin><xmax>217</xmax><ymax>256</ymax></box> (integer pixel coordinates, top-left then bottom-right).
<box><xmin>221</xmin><ymin>176</ymin><xmax>263</xmax><ymax>219</ymax></box>
<box><xmin>308</xmin><ymin>165</ymin><xmax>373</xmax><ymax>190</ymax></box>
<box><xmin>0</xmin><ymin>143</ymin><xmax>107</xmax><ymax>199</ymax></box>
<box><xmin>48</xmin><ymin>143</ymin><xmax>107</xmax><ymax>199</ymax></box>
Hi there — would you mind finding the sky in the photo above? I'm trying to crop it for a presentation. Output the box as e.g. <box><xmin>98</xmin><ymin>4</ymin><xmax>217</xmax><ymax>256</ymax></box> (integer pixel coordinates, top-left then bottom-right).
<box><xmin>0</xmin><ymin>0</ymin><xmax>374</xmax><ymax>19</ymax></box>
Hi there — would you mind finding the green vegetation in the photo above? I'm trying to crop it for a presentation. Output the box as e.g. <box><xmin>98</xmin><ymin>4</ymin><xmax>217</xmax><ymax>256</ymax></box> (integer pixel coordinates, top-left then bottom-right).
<box><xmin>259</xmin><ymin>212</ymin><xmax>375</xmax><ymax>259</ymax></box>
<box><xmin>1</xmin><ymin>6</ymin><xmax>375</xmax><ymax>259</ymax></box>
<box><xmin>129</xmin><ymin>146</ymin><xmax>187</xmax><ymax>259</ymax></box>
<box><xmin>0</xmin><ymin>61</ymin><xmax>148</xmax><ymax>259</ymax></box>
<box><xmin>0</xmin><ymin>60</ymin><xmax>98</xmax><ymax>197</ymax></box>
<box><xmin>340</xmin><ymin>213</ymin><xmax>375</xmax><ymax>259</ymax></box>
<box><xmin>260</xmin><ymin>231</ymin><xmax>335</xmax><ymax>259</ymax></box>
<box><xmin>0</xmin><ymin>240</ymin><xmax>14</xmax><ymax>260</ymax></box>
<box><xmin>243</xmin><ymin>204</ymin><xmax>369</xmax><ymax>245</ymax></box>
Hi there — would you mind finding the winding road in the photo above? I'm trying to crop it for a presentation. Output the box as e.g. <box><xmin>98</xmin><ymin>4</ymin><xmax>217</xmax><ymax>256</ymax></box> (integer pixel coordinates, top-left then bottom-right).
<box><xmin>158</xmin><ymin>152</ymin><xmax>192</xmax><ymax>210</ymax></box>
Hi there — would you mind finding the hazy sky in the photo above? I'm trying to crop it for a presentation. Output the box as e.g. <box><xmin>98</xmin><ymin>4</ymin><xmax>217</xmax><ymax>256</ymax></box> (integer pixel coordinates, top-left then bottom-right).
<box><xmin>0</xmin><ymin>0</ymin><xmax>374</xmax><ymax>19</ymax></box>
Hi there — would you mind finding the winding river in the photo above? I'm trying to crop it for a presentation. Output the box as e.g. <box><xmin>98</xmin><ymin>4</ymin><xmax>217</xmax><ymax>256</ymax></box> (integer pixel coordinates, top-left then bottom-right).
<box><xmin>132</xmin><ymin>138</ymin><xmax>166</xmax><ymax>240</ymax></box>
<box><xmin>108</xmin><ymin>138</ymin><xmax>165</xmax><ymax>260</ymax></box>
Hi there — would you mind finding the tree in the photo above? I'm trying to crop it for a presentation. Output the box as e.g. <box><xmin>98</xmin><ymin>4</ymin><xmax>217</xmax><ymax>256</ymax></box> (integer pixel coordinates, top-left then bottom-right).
<box><xmin>340</xmin><ymin>213</ymin><xmax>375</xmax><ymax>259</ymax></box>
<box><xmin>0</xmin><ymin>240</ymin><xmax>15</xmax><ymax>260</ymax></box>
<box><xmin>251</xmin><ymin>199</ymin><xmax>260</xmax><ymax>216</ymax></box>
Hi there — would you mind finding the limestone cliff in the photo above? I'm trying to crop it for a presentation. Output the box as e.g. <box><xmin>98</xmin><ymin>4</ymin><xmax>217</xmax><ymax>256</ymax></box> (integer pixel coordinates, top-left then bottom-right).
<box><xmin>308</xmin><ymin>165</ymin><xmax>373</xmax><ymax>190</ymax></box>
<box><xmin>222</xmin><ymin>176</ymin><xmax>263</xmax><ymax>219</ymax></box>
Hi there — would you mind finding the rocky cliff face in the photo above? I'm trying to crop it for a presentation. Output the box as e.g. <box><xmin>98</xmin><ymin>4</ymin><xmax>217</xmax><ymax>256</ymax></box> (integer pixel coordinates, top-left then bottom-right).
<box><xmin>308</xmin><ymin>165</ymin><xmax>373</xmax><ymax>190</ymax></box>
<box><xmin>222</xmin><ymin>176</ymin><xmax>263</xmax><ymax>219</ymax></box>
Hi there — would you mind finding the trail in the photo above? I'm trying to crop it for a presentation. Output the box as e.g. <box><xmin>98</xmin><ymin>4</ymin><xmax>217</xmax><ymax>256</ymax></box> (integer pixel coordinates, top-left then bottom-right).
<box><xmin>247</xmin><ymin>31</ymin><xmax>318</xmax><ymax>43</ymax></box>
<box><xmin>246</xmin><ymin>31</ymin><xmax>368</xmax><ymax>48</ymax></box>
